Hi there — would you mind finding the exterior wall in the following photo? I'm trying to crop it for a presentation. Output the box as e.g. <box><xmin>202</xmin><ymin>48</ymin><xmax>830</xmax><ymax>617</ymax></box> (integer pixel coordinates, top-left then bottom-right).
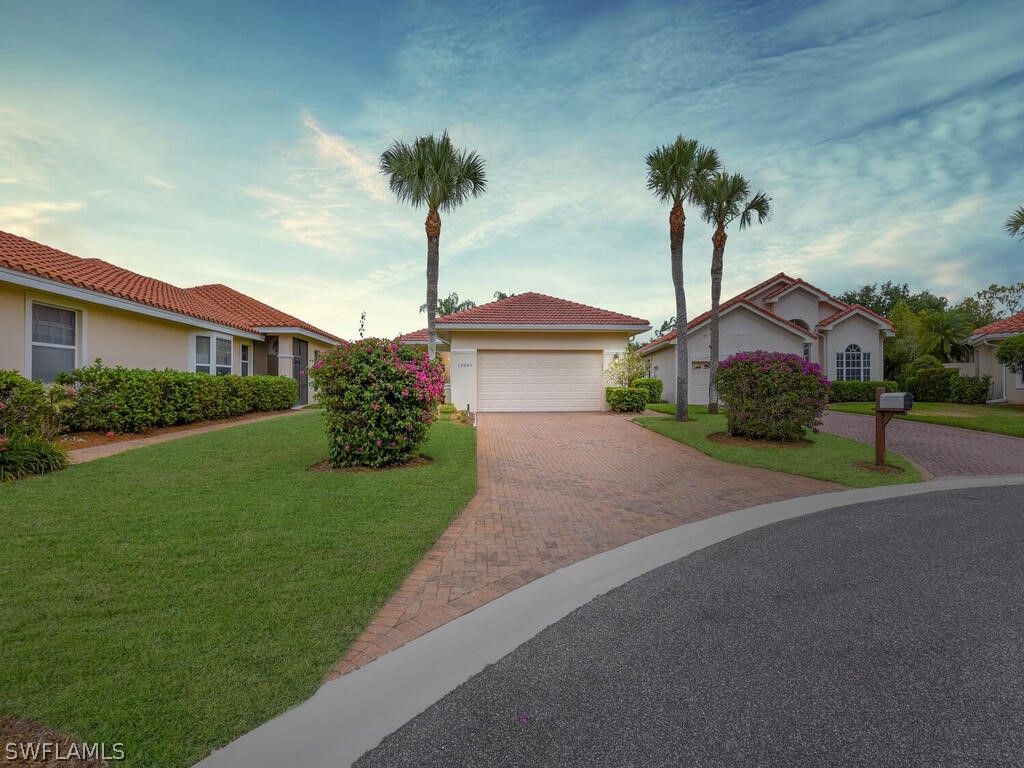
<box><xmin>88</xmin><ymin>303</ymin><xmax>190</xmax><ymax>370</ymax></box>
<box><xmin>446</xmin><ymin>330</ymin><xmax>632</xmax><ymax>412</ymax></box>
<box><xmin>974</xmin><ymin>341</ymin><xmax>1024</xmax><ymax>404</ymax></box>
<box><xmin>0</xmin><ymin>281</ymin><xmax>26</xmax><ymax>374</ymax></box>
<box><xmin>648</xmin><ymin>345</ymin><xmax>676</xmax><ymax>403</ymax></box>
<box><xmin>771</xmin><ymin>290</ymin><xmax>818</xmax><ymax>330</ymax></box>
<box><xmin>823</xmin><ymin>315</ymin><xmax>885</xmax><ymax>381</ymax></box>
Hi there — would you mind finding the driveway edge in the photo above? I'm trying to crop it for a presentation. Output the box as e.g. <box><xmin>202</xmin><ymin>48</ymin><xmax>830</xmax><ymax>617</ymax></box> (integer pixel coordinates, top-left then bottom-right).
<box><xmin>194</xmin><ymin>475</ymin><xmax>1024</xmax><ymax>768</ymax></box>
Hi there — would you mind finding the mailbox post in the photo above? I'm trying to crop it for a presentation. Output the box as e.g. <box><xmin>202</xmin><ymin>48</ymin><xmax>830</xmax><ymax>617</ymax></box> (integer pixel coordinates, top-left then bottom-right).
<box><xmin>874</xmin><ymin>387</ymin><xmax>914</xmax><ymax>466</ymax></box>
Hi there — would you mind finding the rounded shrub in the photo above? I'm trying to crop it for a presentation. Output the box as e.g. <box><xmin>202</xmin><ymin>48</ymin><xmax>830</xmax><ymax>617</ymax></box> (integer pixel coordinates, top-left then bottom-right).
<box><xmin>630</xmin><ymin>377</ymin><xmax>663</xmax><ymax>404</ymax></box>
<box><xmin>716</xmin><ymin>351</ymin><xmax>831</xmax><ymax>442</ymax></box>
<box><xmin>605</xmin><ymin>386</ymin><xmax>648</xmax><ymax>412</ymax></box>
<box><xmin>309</xmin><ymin>338</ymin><xmax>445</xmax><ymax>468</ymax></box>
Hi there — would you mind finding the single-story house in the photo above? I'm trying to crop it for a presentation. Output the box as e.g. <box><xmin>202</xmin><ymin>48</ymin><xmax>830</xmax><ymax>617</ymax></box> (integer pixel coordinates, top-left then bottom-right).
<box><xmin>0</xmin><ymin>230</ymin><xmax>341</xmax><ymax>405</ymax></box>
<box><xmin>401</xmin><ymin>293</ymin><xmax>650</xmax><ymax>412</ymax></box>
<box><xmin>639</xmin><ymin>273</ymin><xmax>895</xmax><ymax>405</ymax></box>
<box><xmin>964</xmin><ymin>311</ymin><xmax>1024</xmax><ymax>404</ymax></box>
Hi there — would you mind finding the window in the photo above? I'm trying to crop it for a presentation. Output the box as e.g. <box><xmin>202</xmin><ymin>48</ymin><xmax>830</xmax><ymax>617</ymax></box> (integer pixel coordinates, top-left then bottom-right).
<box><xmin>802</xmin><ymin>343</ymin><xmax>811</xmax><ymax>362</ymax></box>
<box><xmin>195</xmin><ymin>335</ymin><xmax>232</xmax><ymax>375</ymax></box>
<box><xmin>240</xmin><ymin>344</ymin><xmax>251</xmax><ymax>376</ymax></box>
<box><xmin>31</xmin><ymin>303</ymin><xmax>77</xmax><ymax>381</ymax></box>
<box><xmin>835</xmin><ymin>343</ymin><xmax>871</xmax><ymax>381</ymax></box>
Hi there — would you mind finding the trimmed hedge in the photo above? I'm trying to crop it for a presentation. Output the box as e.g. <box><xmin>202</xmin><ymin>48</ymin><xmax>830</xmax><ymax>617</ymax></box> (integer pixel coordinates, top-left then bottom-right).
<box><xmin>57</xmin><ymin>361</ymin><xmax>298</xmax><ymax>433</ymax></box>
<box><xmin>829</xmin><ymin>380</ymin><xmax>899</xmax><ymax>403</ymax></box>
<box><xmin>905</xmin><ymin>367</ymin><xmax>958</xmax><ymax>403</ymax></box>
<box><xmin>605</xmin><ymin>387</ymin><xmax>648</xmax><ymax>413</ymax></box>
<box><xmin>950</xmin><ymin>374</ymin><xmax>991</xmax><ymax>404</ymax></box>
<box><xmin>631</xmin><ymin>377</ymin><xmax>664</xmax><ymax>404</ymax></box>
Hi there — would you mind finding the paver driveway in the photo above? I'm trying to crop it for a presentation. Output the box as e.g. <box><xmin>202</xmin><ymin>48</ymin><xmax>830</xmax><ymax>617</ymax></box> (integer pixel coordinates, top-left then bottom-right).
<box><xmin>329</xmin><ymin>412</ymin><xmax>838</xmax><ymax>678</ymax></box>
<box><xmin>822</xmin><ymin>410</ymin><xmax>1024</xmax><ymax>477</ymax></box>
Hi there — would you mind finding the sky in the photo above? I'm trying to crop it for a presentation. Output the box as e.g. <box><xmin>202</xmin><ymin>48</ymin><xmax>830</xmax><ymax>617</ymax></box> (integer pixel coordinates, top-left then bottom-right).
<box><xmin>1</xmin><ymin>0</ymin><xmax>1021</xmax><ymax>341</ymax></box>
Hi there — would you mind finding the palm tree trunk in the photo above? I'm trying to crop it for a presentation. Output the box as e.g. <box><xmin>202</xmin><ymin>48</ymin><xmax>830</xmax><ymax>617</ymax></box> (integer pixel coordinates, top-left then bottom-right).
<box><xmin>670</xmin><ymin>201</ymin><xmax>688</xmax><ymax>422</ymax></box>
<box><xmin>425</xmin><ymin>208</ymin><xmax>441</xmax><ymax>360</ymax></box>
<box><xmin>707</xmin><ymin>226</ymin><xmax>727</xmax><ymax>415</ymax></box>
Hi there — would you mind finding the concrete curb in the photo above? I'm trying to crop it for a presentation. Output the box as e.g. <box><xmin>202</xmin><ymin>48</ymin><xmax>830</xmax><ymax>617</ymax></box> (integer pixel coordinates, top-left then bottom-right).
<box><xmin>194</xmin><ymin>475</ymin><xmax>1024</xmax><ymax>768</ymax></box>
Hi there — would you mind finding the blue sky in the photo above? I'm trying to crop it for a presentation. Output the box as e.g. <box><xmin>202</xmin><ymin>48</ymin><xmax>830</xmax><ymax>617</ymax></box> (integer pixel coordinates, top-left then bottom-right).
<box><xmin>1</xmin><ymin>0</ymin><xmax>1021</xmax><ymax>340</ymax></box>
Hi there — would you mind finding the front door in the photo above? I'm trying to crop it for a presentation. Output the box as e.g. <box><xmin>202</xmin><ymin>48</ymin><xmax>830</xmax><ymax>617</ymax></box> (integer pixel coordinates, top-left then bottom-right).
<box><xmin>292</xmin><ymin>339</ymin><xmax>309</xmax><ymax>406</ymax></box>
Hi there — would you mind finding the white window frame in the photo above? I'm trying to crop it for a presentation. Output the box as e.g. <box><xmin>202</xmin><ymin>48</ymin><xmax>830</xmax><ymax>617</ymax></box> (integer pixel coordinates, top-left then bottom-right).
<box><xmin>25</xmin><ymin>297</ymin><xmax>85</xmax><ymax>382</ymax></box>
<box><xmin>191</xmin><ymin>332</ymin><xmax>234</xmax><ymax>376</ymax></box>
<box><xmin>240</xmin><ymin>343</ymin><xmax>251</xmax><ymax>377</ymax></box>
<box><xmin>835</xmin><ymin>343</ymin><xmax>871</xmax><ymax>381</ymax></box>
<box><xmin>1016</xmin><ymin>368</ymin><xmax>1024</xmax><ymax>390</ymax></box>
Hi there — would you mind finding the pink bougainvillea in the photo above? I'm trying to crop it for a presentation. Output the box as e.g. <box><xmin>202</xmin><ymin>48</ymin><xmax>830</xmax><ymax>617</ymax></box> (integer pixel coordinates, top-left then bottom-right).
<box><xmin>309</xmin><ymin>338</ymin><xmax>445</xmax><ymax>468</ymax></box>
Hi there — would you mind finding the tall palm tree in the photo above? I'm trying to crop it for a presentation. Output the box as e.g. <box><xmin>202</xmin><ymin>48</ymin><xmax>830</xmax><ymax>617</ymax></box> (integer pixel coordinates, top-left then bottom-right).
<box><xmin>420</xmin><ymin>291</ymin><xmax>476</xmax><ymax>316</ymax></box>
<box><xmin>1006</xmin><ymin>205</ymin><xmax>1024</xmax><ymax>240</ymax></box>
<box><xmin>380</xmin><ymin>132</ymin><xmax>487</xmax><ymax>359</ymax></box>
<box><xmin>920</xmin><ymin>310</ymin><xmax>973</xmax><ymax>361</ymax></box>
<box><xmin>646</xmin><ymin>136</ymin><xmax>720</xmax><ymax>421</ymax></box>
<box><xmin>696</xmin><ymin>171</ymin><xmax>772</xmax><ymax>414</ymax></box>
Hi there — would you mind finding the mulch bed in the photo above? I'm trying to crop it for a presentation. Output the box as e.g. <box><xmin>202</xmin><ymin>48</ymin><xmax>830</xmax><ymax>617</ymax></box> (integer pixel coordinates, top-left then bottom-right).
<box><xmin>707</xmin><ymin>432</ymin><xmax>813</xmax><ymax>449</ymax></box>
<box><xmin>55</xmin><ymin>410</ymin><xmax>295</xmax><ymax>451</ymax></box>
<box><xmin>307</xmin><ymin>456</ymin><xmax>433</xmax><ymax>473</ymax></box>
<box><xmin>0</xmin><ymin>716</ymin><xmax>110</xmax><ymax>767</ymax></box>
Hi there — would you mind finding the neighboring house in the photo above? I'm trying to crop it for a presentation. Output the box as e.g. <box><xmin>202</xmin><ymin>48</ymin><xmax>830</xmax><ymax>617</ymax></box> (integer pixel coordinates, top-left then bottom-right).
<box><xmin>639</xmin><ymin>273</ymin><xmax>895</xmax><ymax>405</ymax></box>
<box><xmin>964</xmin><ymin>311</ymin><xmax>1024</xmax><ymax>404</ymax></box>
<box><xmin>0</xmin><ymin>230</ymin><xmax>341</xmax><ymax>405</ymax></box>
<box><xmin>401</xmin><ymin>293</ymin><xmax>650</xmax><ymax>412</ymax></box>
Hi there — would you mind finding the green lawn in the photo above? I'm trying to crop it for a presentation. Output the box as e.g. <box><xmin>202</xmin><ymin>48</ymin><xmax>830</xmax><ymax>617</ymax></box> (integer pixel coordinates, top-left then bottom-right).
<box><xmin>0</xmin><ymin>412</ymin><xmax>476</xmax><ymax>768</ymax></box>
<box><xmin>637</xmin><ymin>409</ymin><xmax>922</xmax><ymax>487</ymax></box>
<box><xmin>829</xmin><ymin>401</ymin><xmax>1024</xmax><ymax>438</ymax></box>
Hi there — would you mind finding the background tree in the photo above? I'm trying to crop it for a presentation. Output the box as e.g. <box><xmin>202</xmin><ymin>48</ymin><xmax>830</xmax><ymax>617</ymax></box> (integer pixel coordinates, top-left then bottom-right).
<box><xmin>919</xmin><ymin>310</ymin><xmax>973</xmax><ymax>362</ymax></box>
<box><xmin>695</xmin><ymin>171</ymin><xmax>771</xmax><ymax>414</ymax></box>
<box><xmin>420</xmin><ymin>291</ymin><xmax>476</xmax><ymax>316</ymax></box>
<box><xmin>645</xmin><ymin>136</ymin><xmax>720</xmax><ymax>421</ymax></box>
<box><xmin>1006</xmin><ymin>205</ymin><xmax>1024</xmax><ymax>240</ymax></box>
<box><xmin>492</xmin><ymin>291</ymin><xmax>515</xmax><ymax>301</ymax></box>
<box><xmin>839</xmin><ymin>282</ymin><xmax>947</xmax><ymax>316</ymax></box>
<box><xmin>657</xmin><ymin>316</ymin><xmax>676</xmax><ymax>336</ymax></box>
<box><xmin>379</xmin><ymin>131</ymin><xmax>487</xmax><ymax>359</ymax></box>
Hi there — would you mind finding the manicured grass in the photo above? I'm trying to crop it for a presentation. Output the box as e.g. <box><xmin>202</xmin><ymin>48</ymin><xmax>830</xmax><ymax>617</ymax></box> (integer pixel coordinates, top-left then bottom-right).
<box><xmin>647</xmin><ymin>403</ymin><xmax>708</xmax><ymax>416</ymax></box>
<box><xmin>829</xmin><ymin>401</ymin><xmax>1024</xmax><ymax>438</ymax></box>
<box><xmin>637</xmin><ymin>412</ymin><xmax>922</xmax><ymax>487</ymax></box>
<box><xmin>0</xmin><ymin>412</ymin><xmax>476</xmax><ymax>768</ymax></box>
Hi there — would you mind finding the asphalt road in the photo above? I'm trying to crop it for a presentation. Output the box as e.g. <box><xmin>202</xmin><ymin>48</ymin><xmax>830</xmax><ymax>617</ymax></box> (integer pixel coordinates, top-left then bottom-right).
<box><xmin>354</xmin><ymin>486</ymin><xmax>1024</xmax><ymax>768</ymax></box>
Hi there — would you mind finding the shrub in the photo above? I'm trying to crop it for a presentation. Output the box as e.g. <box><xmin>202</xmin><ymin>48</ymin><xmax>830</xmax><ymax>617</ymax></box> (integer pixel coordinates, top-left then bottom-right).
<box><xmin>309</xmin><ymin>338</ymin><xmax>444</xmax><ymax>468</ymax></box>
<box><xmin>905</xmin><ymin>367</ymin><xmax>958</xmax><ymax>402</ymax></box>
<box><xmin>630</xmin><ymin>377</ymin><xmax>663</xmax><ymax>404</ymax></box>
<box><xmin>950</xmin><ymin>374</ymin><xmax>991</xmax><ymax>404</ymax></box>
<box><xmin>0</xmin><ymin>433</ymin><xmax>69</xmax><ymax>482</ymax></box>
<box><xmin>57</xmin><ymin>361</ymin><xmax>298</xmax><ymax>433</ymax></box>
<box><xmin>605</xmin><ymin>387</ymin><xmax>648</xmax><ymax>413</ymax></box>
<box><xmin>995</xmin><ymin>335</ymin><xmax>1024</xmax><ymax>375</ymax></box>
<box><xmin>907</xmin><ymin>354</ymin><xmax>943</xmax><ymax>376</ymax></box>
<box><xmin>829</xmin><ymin>380</ymin><xmax>899</xmax><ymax>403</ymax></box>
<box><xmin>716</xmin><ymin>350</ymin><xmax>831</xmax><ymax>442</ymax></box>
<box><xmin>605</xmin><ymin>348</ymin><xmax>650</xmax><ymax>388</ymax></box>
<box><xmin>0</xmin><ymin>370</ymin><xmax>69</xmax><ymax>440</ymax></box>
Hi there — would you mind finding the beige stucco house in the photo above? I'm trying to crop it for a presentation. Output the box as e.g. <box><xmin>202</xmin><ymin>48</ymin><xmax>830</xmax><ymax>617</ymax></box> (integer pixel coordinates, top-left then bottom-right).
<box><xmin>964</xmin><ymin>311</ymin><xmax>1024</xmax><ymax>404</ymax></box>
<box><xmin>402</xmin><ymin>293</ymin><xmax>650</xmax><ymax>412</ymax></box>
<box><xmin>639</xmin><ymin>273</ymin><xmax>895</xmax><ymax>405</ymax></box>
<box><xmin>0</xmin><ymin>230</ymin><xmax>341</xmax><ymax>404</ymax></box>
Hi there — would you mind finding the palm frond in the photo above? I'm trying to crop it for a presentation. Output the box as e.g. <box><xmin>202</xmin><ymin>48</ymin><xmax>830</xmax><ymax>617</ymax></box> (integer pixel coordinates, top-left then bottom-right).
<box><xmin>379</xmin><ymin>130</ymin><xmax>487</xmax><ymax>213</ymax></box>
<box><xmin>645</xmin><ymin>135</ymin><xmax>718</xmax><ymax>205</ymax></box>
<box><xmin>738</xmin><ymin>190</ymin><xmax>772</xmax><ymax>229</ymax></box>
<box><xmin>1006</xmin><ymin>204</ymin><xmax>1024</xmax><ymax>240</ymax></box>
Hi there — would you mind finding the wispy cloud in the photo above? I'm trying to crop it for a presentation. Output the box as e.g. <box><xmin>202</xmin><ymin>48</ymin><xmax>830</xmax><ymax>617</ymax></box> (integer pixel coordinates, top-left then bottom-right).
<box><xmin>144</xmin><ymin>175</ymin><xmax>175</xmax><ymax>190</ymax></box>
<box><xmin>0</xmin><ymin>200</ymin><xmax>84</xmax><ymax>237</ymax></box>
<box><xmin>0</xmin><ymin>177</ymin><xmax>16</xmax><ymax>184</ymax></box>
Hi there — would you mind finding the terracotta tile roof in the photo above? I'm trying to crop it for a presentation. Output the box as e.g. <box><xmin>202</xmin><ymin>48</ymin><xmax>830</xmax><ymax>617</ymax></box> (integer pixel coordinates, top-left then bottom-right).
<box><xmin>970</xmin><ymin>311</ymin><xmax>1024</xmax><ymax>338</ymax></box>
<box><xmin>737</xmin><ymin>272</ymin><xmax>794</xmax><ymax>300</ymax></box>
<box><xmin>0</xmin><ymin>229</ymin><xmax>340</xmax><ymax>341</ymax></box>
<box><xmin>435</xmin><ymin>292</ymin><xmax>649</xmax><ymax>327</ymax></box>
<box><xmin>816</xmin><ymin>303</ymin><xmax>894</xmax><ymax>330</ymax></box>
<box><xmin>761</xmin><ymin>277</ymin><xmax>848</xmax><ymax>308</ymax></box>
<box><xmin>397</xmin><ymin>327</ymin><xmax>449</xmax><ymax>346</ymax></box>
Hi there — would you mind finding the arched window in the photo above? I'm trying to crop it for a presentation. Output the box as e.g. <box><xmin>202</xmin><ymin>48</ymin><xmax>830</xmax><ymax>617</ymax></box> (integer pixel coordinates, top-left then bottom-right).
<box><xmin>789</xmin><ymin>318</ymin><xmax>811</xmax><ymax>332</ymax></box>
<box><xmin>836</xmin><ymin>343</ymin><xmax>871</xmax><ymax>381</ymax></box>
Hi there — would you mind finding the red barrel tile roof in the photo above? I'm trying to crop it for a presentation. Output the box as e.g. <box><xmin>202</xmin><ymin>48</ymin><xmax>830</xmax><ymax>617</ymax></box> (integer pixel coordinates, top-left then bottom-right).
<box><xmin>970</xmin><ymin>311</ymin><xmax>1024</xmax><ymax>338</ymax></box>
<box><xmin>435</xmin><ymin>292</ymin><xmax>649</xmax><ymax>327</ymax></box>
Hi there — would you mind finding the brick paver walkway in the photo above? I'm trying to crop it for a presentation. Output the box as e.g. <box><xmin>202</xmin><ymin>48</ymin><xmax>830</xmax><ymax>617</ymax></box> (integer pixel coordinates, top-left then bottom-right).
<box><xmin>822</xmin><ymin>411</ymin><xmax>1024</xmax><ymax>477</ymax></box>
<box><xmin>328</xmin><ymin>412</ymin><xmax>839</xmax><ymax>679</ymax></box>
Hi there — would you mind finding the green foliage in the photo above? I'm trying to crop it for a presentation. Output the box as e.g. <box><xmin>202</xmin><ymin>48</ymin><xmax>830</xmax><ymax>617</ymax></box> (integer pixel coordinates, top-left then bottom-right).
<box><xmin>605</xmin><ymin>347</ymin><xmax>650</xmax><ymax>388</ymax></box>
<box><xmin>919</xmin><ymin>310</ymin><xmax>973</xmax><ymax>361</ymax></box>
<box><xmin>630</xmin><ymin>377</ymin><xmax>664</xmax><ymax>404</ymax></box>
<box><xmin>0</xmin><ymin>433</ymin><xmax>68</xmax><ymax>481</ymax></box>
<box><xmin>57</xmin><ymin>361</ymin><xmax>297</xmax><ymax>433</ymax></box>
<box><xmin>716</xmin><ymin>351</ymin><xmax>831</xmax><ymax>442</ymax></box>
<box><xmin>309</xmin><ymin>338</ymin><xmax>445</xmax><ymax>468</ymax></box>
<box><xmin>950</xmin><ymin>375</ymin><xmax>991</xmax><ymax>404</ymax></box>
<box><xmin>657</xmin><ymin>316</ymin><xmax>676</xmax><ymax>336</ymax></box>
<box><xmin>0</xmin><ymin>369</ymin><xmax>68</xmax><ymax>440</ymax></box>
<box><xmin>996</xmin><ymin>335</ymin><xmax>1024</xmax><ymax>375</ymax></box>
<box><xmin>839</xmin><ymin>281</ymin><xmax>948</xmax><ymax>316</ymax></box>
<box><xmin>905</xmin><ymin>367</ymin><xmax>958</xmax><ymax>402</ymax></box>
<box><xmin>420</xmin><ymin>291</ymin><xmax>476</xmax><ymax>315</ymax></box>
<box><xmin>907</xmin><ymin>354</ymin><xmax>943</xmax><ymax>375</ymax></box>
<box><xmin>828</xmin><ymin>380</ymin><xmax>899</xmax><ymax>402</ymax></box>
<box><xmin>379</xmin><ymin>131</ymin><xmax>487</xmax><ymax>213</ymax></box>
<box><xmin>605</xmin><ymin>387</ymin><xmax>649</xmax><ymax>412</ymax></box>
<box><xmin>1006</xmin><ymin>204</ymin><xmax>1024</xmax><ymax>240</ymax></box>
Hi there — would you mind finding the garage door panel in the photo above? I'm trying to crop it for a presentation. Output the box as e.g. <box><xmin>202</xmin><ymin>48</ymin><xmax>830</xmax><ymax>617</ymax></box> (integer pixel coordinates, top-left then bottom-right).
<box><xmin>478</xmin><ymin>351</ymin><xmax>604</xmax><ymax>412</ymax></box>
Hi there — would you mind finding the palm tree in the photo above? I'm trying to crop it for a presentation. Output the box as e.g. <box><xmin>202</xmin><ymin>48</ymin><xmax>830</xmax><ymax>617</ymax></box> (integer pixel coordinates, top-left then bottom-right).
<box><xmin>493</xmin><ymin>291</ymin><xmax>515</xmax><ymax>301</ymax></box>
<box><xmin>696</xmin><ymin>172</ymin><xmax>772</xmax><ymax>414</ymax></box>
<box><xmin>645</xmin><ymin>136</ymin><xmax>720</xmax><ymax>421</ymax></box>
<box><xmin>1006</xmin><ymin>205</ymin><xmax>1024</xmax><ymax>240</ymax></box>
<box><xmin>920</xmin><ymin>310</ymin><xmax>973</xmax><ymax>361</ymax></box>
<box><xmin>420</xmin><ymin>291</ymin><xmax>476</xmax><ymax>316</ymax></box>
<box><xmin>379</xmin><ymin>132</ymin><xmax>487</xmax><ymax>358</ymax></box>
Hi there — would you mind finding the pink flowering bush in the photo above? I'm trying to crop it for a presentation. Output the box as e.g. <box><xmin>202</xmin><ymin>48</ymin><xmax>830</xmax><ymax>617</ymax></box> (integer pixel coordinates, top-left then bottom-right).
<box><xmin>309</xmin><ymin>338</ymin><xmax>445</xmax><ymax>468</ymax></box>
<box><xmin>716</xmin><ymin>351</ymin><xmax>831</xmax><ymax>442</ymax></box>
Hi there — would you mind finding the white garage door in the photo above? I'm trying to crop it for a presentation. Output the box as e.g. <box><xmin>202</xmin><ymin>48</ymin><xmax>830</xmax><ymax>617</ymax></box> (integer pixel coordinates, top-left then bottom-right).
<box><xmin>477</xmin><ymin>351</ymin><xmax>605</xmax><ymax>412</ymax></box>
